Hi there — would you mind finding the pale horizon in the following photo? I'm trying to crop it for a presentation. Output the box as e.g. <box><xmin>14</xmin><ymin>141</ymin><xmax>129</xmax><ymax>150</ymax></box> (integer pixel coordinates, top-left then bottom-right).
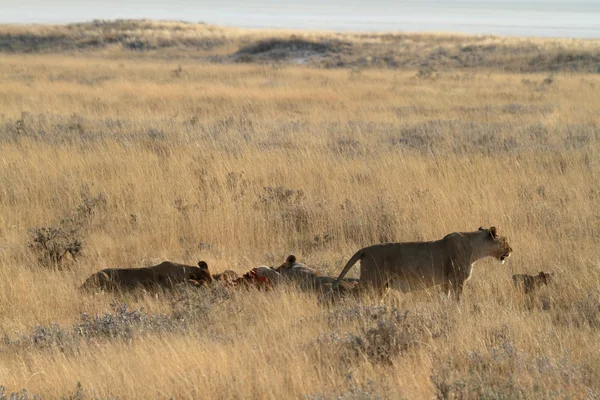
<box><xmin>1</xmin><ymin>0</ymin><xmax>600</xmax><ymax>38</ymax></box>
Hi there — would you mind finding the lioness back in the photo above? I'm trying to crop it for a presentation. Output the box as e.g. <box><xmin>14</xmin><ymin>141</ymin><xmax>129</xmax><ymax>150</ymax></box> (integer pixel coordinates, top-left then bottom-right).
<box><xmin>80</xmin><ymin>260</ymin><xmax>213</xmax><ymax>291</ymax></box>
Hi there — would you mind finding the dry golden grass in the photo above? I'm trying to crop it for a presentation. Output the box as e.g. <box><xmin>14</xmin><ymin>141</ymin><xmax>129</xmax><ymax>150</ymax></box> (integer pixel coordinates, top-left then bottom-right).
<box><xmin>0</xmin><ymin>50</ymin><xmax>599</xmax><ymax>398</ymax></box>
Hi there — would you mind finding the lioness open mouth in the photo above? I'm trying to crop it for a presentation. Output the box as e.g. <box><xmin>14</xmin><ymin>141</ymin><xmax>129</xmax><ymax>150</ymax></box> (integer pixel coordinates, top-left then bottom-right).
<box><xmin>500</xmin><ymin>254</ymin><xmax>510</xmax><ymax>264</ymax></box>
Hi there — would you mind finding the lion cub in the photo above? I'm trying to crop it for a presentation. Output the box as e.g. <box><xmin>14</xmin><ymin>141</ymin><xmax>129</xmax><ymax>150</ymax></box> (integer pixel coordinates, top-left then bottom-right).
<box><xmin>512</xmin><ymin>271</ymin><xmax>554</xmax><ymax>294</ymax></box>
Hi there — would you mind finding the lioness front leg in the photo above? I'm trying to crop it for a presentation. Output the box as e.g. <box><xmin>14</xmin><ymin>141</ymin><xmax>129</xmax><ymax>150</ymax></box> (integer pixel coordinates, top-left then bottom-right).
<box><xmin>444</xmin><ymin>257</ymin><xmax>468</xmax><ymax>302</ymax></box>
<box><xmin>450</xmin><ymin>280</ymin><xmax>464</xmax><ymax>302</ymax></box>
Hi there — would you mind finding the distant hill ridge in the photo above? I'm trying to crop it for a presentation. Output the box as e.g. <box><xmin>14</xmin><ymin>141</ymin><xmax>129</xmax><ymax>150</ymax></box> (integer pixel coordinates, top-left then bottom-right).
<box><xmin>1</xmin><ymin>19</ymin><xmax>599</xmax><ymax>72</ymax></box>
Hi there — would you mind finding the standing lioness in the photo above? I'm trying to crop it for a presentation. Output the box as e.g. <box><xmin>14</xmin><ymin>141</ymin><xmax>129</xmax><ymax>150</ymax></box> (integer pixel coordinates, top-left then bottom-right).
<box><xmin>335</xmin><ymin>227</ymin><xmax>512</xmax><ymax>301</ymax></box>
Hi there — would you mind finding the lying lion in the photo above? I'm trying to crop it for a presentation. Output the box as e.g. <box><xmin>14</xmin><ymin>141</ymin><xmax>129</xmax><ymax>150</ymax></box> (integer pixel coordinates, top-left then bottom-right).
<box><xmin>334</xmin><ymin>226</ymin><xmax>512</xmax><ymax>301</ymax></box>
<box><xmin>276</xmin><ymin>255</ymin><xmax>358</xmax><ymax>295</ymax></box>
<box><xmin>80</xmin><ymin>260</ymin><xmax>214</xmax><ymax>291</ymax></box>
<box><xmin>254</xmin><ymin>266</ymin><xmax>284</xmax><ymax>284</ymax></box>
<box><xmin>512</xmin><ymin>271</ymin><xmax>553</xmax><ymax>294</ymax></box>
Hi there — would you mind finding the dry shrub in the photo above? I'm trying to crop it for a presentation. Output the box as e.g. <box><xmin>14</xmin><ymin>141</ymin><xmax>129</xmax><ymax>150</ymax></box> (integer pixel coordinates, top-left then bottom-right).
<box><xmin>2</xmin><ymin>303</ymin><xmax>183</xmax><ymax>354</ymax></box>
<box><xmin>29</xmin><ymin>226</ymin><xmax>83</xmax><ymax>267</ymax></box>
<box><xmin>431</xmin><ymin>323</ymin><xmax>594</xmax><ymax>399</ymax></box>
<box><xmin>28</xmin><ymin>190</ymin><xmax>105</xmax><ymax>268</ymax></box>
<box><xmin>0</xmin><ymin>382</ymin><xmax>117</xmax><ymax>400</ymax></box>
<box><xmin>313</xmin><ymin>305</ymin><xmax>456</xmax><ymax>366</ymax></box>
<box><xmin>305</xmin><ymin>380</ymin><xmax>389</xmax><ymax>400</ymax></box>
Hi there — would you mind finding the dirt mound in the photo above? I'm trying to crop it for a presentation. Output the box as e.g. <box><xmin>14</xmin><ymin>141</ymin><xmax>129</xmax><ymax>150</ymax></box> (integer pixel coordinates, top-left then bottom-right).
<box><xmin>232</xmin><ymin>38</ymin><xmax>350</xmax><ymax>63</ymax></box>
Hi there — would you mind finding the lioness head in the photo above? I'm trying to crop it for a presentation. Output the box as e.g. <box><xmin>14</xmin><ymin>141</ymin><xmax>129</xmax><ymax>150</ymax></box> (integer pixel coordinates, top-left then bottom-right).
<box><xmin>188</xmin><ymin>261</ymin><xmax>214</xmax><ymax>285</ymax></box>
<box><xmin>479</xmin><ymin>226</ymin><xmax>512</xmax><ymax>263</ymax></box>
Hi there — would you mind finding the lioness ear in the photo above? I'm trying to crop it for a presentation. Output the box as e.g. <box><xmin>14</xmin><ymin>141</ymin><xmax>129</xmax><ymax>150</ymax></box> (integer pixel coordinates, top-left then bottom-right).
<box><xmin>478</xmin><ymin>226</ymin><xmax>485</xmax><ymax>231</ymax></box>
<box><xmin>198</xmin><ymin>261</ymin><xmax>208</xmax><ymax>270</ymax></box>
<box><xmin>286</xmin><ymin>255</ymin><xmax>296</xmax><ymax>264</ymax></box>
<box><xmin>490</xmin><ymin>227</ymin><xmax>498</xmax><ymax>238</ymax></box>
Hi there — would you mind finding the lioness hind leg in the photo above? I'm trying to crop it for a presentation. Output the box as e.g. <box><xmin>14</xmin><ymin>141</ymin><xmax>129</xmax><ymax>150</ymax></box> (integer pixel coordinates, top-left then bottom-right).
<box><xmin>379</xmin><ymin>286</ymin><xmax>392</xmax><ymax>305</ymax></box>
<box><xmin>441</xmin><ymin>279</ymin><xmax>464</xmax><ymax>302</ymax></box>
<box><xmin>441</xmin><ymin>283</ymin><xmax>452</xmax><ymax>299</ymax></box>
<box><xmin>358</xmin><ymin>259</ymin><xmax>391</xmax><ymax>299</ymax></box>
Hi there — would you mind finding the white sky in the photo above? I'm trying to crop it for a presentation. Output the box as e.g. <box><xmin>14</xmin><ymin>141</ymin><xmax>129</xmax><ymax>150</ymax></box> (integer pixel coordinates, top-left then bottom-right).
<box><xmin>1</xmin><ymin>0</ymin><xmax>599</xmax><ymax>38</ymax></box>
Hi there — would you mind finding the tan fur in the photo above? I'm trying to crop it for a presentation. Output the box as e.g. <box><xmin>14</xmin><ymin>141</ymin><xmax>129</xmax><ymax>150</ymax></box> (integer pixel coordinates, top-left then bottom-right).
<box><xmin>254</xmin><ymin>266</ymin><xmax>283</xmax><ymax>283</ymax></box>
<box><xmin>275</xmin><ymin>255</ymin><xmax>318</xmax><ymax>284</ymax></box>
<box><xmin>276</xmin><ymin>255</ymin><xmax>359</xmax><ymax>294</ymax></box>
<box><xmin>212</xmin><ymin>270</ymin><xmax>240</xmax><ymax>284</ymax></box>
<box><xmin>334</xmin><ymin>227</ymin><xmax>513</xmax><ymax>301</ymax></box>
<box><xmin>187</xmin><ymin>278</ymin><xmax>210</xmax><ymax>288</ymax></box>
<box><xmin>512</xmin><ymin>271</ymin><xmax>553</xmax><ymax>294</ymax></box>
<box><xmin>80</xmin><ymin>261</ymin><xmax>214</xmax><ymax>291</ymax></box>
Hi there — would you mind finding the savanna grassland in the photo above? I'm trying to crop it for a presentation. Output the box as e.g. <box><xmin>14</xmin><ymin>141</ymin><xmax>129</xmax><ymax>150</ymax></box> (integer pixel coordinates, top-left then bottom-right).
<box><xmin>0</xmin><ymin>20</ymin><xmax>599</xmax><ymax>399</ymax></box>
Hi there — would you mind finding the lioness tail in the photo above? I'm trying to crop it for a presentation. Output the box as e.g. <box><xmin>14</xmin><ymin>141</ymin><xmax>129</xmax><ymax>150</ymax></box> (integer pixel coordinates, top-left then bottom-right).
<box><xmin>335</xmin><ymin>250</ymin><xmax>364</xmax><ymax>285</ymax></box>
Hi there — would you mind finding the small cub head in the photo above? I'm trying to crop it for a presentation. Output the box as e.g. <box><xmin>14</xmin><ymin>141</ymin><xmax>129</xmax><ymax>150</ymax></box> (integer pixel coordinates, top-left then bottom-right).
<box><xmin>537</xmin><ymin>271</ymin><xmax>554</xmax><ymax>286</ymax></box>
